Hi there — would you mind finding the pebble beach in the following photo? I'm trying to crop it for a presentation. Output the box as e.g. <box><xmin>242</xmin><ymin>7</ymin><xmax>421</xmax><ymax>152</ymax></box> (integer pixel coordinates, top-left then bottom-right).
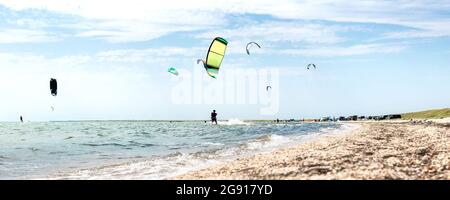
<box><xmin>175</xmin><ymin>121</ymin><xmax>450</xmax><ymax>180</ymax></box>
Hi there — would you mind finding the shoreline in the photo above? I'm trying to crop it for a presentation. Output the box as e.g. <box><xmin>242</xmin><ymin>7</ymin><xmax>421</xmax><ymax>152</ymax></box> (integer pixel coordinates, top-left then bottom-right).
<box><xmin>40</xmin><ymin>122</ymin><xmax>355</xmax><ymax>180</ymax></box>
<box><xmin>173</xmin><ymin>122</ymin><xmax>450</xmax><ymax>180</ymax></box>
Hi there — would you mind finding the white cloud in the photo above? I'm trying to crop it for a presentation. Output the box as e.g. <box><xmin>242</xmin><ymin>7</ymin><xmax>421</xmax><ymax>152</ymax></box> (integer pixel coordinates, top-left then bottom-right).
<box><xmin>12</xmin><ymin>18</ymin><xmax>49</xmax><ymax>28</ymax></box>
<box><xmin>276</xmin><ymin>43</ymin><xmax>407</xmax><ymax>57</ymax></box>
<box><xmin>0</xmin><ymin>29</ymin><xmax>57</xmax><ymax>43</ymax></box>
<box><xmin>0</xmin><ymin>46</ymin><xmax>199</xmax><ymax>72</ymax></box>
<box><xmin>1</xmin><ymin>0</ymin><xmax>449</xmax><ymax>43</ymax></box>
<box><xmin>74</xmin><ymin>20</ymin><xmax>205</xmax><ymax>43</ymax></box>
<box><xmin>383</xmin><ymin>20</ymin><xmax>450</xmax><ymax>39</ymax></box>
<box><xmin>199</xmin><ymin>22</ymin><xmax>344</xmax><ymax>44</ymax></box>
<box><xmin>95</xmin><ymin>47</ymin><xmax>200</xmax><ymax>63</ymax></box>
<box><xmin>0</xmin><ymin>0</ymin><xmax>230</xmax><ymax>42</ymax></box>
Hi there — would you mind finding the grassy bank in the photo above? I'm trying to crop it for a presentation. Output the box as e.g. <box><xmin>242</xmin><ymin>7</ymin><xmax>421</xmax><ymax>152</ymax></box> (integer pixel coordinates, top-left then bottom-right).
<box><xmin>401</xmin><ymin>108</ymin><xmax>450</xmax><ymax>120</ymax></box>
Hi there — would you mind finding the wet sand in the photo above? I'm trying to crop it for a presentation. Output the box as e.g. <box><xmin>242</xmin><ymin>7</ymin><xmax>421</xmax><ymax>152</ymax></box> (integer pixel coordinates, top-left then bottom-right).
<box><xmin>174</xmin><ymin>122</ymin><xmax>450</xmax><ymax>180</ymax></box>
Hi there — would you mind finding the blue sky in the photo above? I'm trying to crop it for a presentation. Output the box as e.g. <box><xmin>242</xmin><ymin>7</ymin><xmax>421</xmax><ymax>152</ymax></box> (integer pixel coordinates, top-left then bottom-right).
<box><xmin>0</xmin><ymin>0</ymin><xmax>449</xmax><ymax>121</ymax></box>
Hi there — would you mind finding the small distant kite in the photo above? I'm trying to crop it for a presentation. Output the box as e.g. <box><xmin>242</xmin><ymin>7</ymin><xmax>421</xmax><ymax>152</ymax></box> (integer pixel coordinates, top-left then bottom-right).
<box><xmin>246</xmin><ymin>42</ymin><xmax>261</xmax><ymax>55</ymax></box>
<box><xmin>51</xmin><ymin>106</ymin><xmax>54</xmax><ymax>111</ymax></box>
<box><xmin>168</xmin><ymin>67</ymin><xmax>179</xmax><ymax>76</ymax></box>
<box><xmin>307</xmin><ymin>64</ymin><xmax>317</xmax><ymax>70</ymax></box>
<box><xmin>266</xmin><ymin>86</ymin><xmax>272</xmax><ymax>91</ymax></box>
<box><xmin>50</xmin><ymin>78</ymin><xmax>57</xmax><ymax>96</ymax></box>
<box><xmin>198</xmin><ymin>37</ymin><xmax>228</xmax><ymax>78</ymax></box>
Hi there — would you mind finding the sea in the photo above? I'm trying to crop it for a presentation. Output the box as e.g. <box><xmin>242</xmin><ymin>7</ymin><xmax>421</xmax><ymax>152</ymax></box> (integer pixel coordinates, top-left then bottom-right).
<box><xmin>0</xmin><ymin>119</ymin><xmax>355</xmax><ymax>179</ymax></box>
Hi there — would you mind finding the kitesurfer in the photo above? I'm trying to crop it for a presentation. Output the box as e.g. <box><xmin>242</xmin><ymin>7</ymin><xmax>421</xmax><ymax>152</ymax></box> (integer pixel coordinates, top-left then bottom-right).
<box><xmin>20</xmin><ymin>116</ymin><xmax>23</xmax><ymax>123</ymax></box>
<box><xmin>211</xmin><ymin>110</ymin><xmax>218</xmax><ymax>125</ymax></box>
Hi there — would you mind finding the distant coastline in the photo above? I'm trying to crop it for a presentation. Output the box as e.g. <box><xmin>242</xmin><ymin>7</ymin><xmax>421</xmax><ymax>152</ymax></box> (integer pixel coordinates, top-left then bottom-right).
<box><xmin>9</xmin><ymin>108</ymin><xmax>449</xmax><ymax>123</ymax></box>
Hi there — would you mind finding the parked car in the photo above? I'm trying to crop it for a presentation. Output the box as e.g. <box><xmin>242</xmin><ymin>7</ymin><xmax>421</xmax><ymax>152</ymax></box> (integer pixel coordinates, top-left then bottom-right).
<box><xmin>347</xmin><ymin>115</ymin><xmax>358</xmax><ymax>121</ymax></box>
<box><xmin>321</xmin><ymin>117</ymin><xmax>331</xmax><ymax>122</ymax></box>
<box><xmin>387</xmin><ymin>114</ymin><xmax>401</xmax><ymax>119</ymax></box>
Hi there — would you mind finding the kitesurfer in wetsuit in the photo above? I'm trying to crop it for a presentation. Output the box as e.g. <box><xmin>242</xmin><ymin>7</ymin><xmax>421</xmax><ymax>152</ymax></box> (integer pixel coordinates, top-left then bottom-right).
<box><xmin>211</xmin><ymin>110</ymin><xmax>218</xmax><ymax>125</ymax></box>
<box><xmin>20</xmin><ymin>116</ymin><xmax>23</xmax><ymax>123</ymax></box>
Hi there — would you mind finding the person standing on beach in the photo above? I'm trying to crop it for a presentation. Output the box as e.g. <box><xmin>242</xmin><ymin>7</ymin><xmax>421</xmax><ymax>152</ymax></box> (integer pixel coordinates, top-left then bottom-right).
<box><xmin>20</xmin><ymin>116</ymin><xmax>23</xmax><ymax>123</ymax></box>
<box><xmin>211</xmin><ymin>110</ymin><xmax>218</xmax><ymax>125</ymax></box>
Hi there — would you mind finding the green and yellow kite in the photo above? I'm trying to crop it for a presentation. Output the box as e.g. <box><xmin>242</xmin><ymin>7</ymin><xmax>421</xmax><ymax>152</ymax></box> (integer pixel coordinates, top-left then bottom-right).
<box><xmin>197</xmin><ymin>37</ymin><xmax>228</xmax><ymax>78</ymax></box>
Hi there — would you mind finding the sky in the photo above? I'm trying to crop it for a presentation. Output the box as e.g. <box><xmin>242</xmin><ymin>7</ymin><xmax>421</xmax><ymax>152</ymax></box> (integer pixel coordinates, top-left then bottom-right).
<box><xmin>0</xmin><ymin>0</ymin><xmax>449</xmax><ymax>121</ymax></box>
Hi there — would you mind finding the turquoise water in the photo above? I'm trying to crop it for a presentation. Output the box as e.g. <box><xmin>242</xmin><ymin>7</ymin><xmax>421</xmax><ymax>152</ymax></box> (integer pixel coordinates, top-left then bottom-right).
<box><xmin>0</xmin><ymin>120</ymin><xmax>350</xmax><ymax>179</ymax></box>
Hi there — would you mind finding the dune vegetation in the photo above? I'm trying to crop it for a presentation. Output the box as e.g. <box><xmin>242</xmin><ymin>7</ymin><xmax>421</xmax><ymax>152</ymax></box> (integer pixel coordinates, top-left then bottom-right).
<box><xmin>401</xmin><ymin>108</ymin><xmax>450</xmax><ymax>120</ymax></box>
